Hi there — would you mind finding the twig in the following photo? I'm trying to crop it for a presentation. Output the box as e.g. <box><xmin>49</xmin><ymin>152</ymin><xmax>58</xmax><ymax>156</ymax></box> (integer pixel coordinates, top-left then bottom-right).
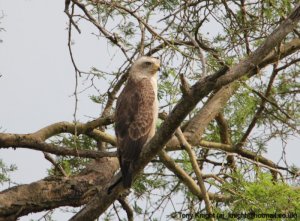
<box><xmin>65</xmin><ymin>1</ymin><xmax>81</xmax><ymax>34</ymax></box>
<box><xmin>138</xmin><ymin>21</ymin><xmax>145</xmax><ymax>57</ymax></box>
<box><xmin>118</xmin><ymin>197</ymin><xmax>134</xmax><ymax>221</ymax></box>
<box><xmin>93</xmin><ymin>0</ymin><xmax>193</xmax><ymax>58</ymax></box>
<box><xmin>236</xmin><ymin>63</ymin><xmax>293</xmax><ymax>150</ymax></box>
<box><xmin>113</xmin><ymin>203</ymin><xmax>122</xmax><ymax>221</ymax></box>
<box><xmin>233</xmin><ymin>153</ymin><xmax>284</xmax><ymax>179</ymax></box>
<box><xmin>183</xmin><ymin>30</ymin><xmax>207</xmax><ymax>76</ymax></box>
<box><xmin>44</xmin><ymin>152</ymin><xmax>68</xmax><ymax>177</ymax></box>
<box><xmin>275</xmin><ymin>57</ymin><xmax>300</xmax><ymax>72</ymax></box>
<box><xmin>158</xmin><ymin>150</ymin><xmax>229</xmax><ymax>202</ymax></box>
<box><xmin>179</xmin><ymin>73</ymin><xmax>192</xmax><ymax>97</ymax></box>
<box><xmin>67</xmin><ymin>4</ymin><xmax>80</xmax><ymax>155</ymax></box>
<box><xmin>216</xmin><ymin>113</ymin><xmax>235</xmax><ymax>169</ymax></box>
<box><xmin>175</xmin><ymin>128</ymin><xmax>214</xmax><ymax>219</ymax></box>
<box><xmin>71</xmin><ymin>0</ymin><xmax>131</xmax><ymax>61</ymax></box>
<box><xmin>251</xmin><ymin>88</ymin><xmax>292</xmax><ymax>119</ymax></box>
<box><xmin>240</xmin><ymin>0</ymin><xmax>251</xmax><ymax>55</ymax></box>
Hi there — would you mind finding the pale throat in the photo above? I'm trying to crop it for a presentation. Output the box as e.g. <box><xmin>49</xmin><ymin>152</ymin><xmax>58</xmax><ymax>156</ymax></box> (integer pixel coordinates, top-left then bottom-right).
<box><xmin>130</xmin><ymin>70</ymin><xmax>158</xmax><ymax>81</ymax></box>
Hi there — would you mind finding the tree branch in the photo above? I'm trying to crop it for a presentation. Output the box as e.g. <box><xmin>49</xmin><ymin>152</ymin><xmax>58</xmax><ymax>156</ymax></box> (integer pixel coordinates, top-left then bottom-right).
<box><xmin>215</xmin><ymin>113</ymin><xmax>236</xmax><ymax>169</ymax></box>
<box><xmin>0</xmin><ymin>133</ymin><xmax>116</xmax><ymax>159</ymax></box>
<box><xmin>236</xmin><ymin>65</ymin><xmax>279</xmax><ymax>148</ymax></box>
<box><xmin>71</xmin><ymin>0</ymin><xmax>131</xmax><ymax>61</ymax></box>
<box><xmin>0</xmin><ymin>116</ymin><xmax>116</xmax><ymax>159</ymax></box>
<box><xmin>118</xmin><ymin>198</ymin><xmax>133</xmax><ymax>221</ymax></box>
<box><xmin>175</xmin><ymin>128</ymin><xmax>214</xmax><ymax>219</ymax></box>
<box><xmin>33</xmin><ymin>115</ymin><xmax>114</xmax><ymax>140</ymax></box>
<box><xmin>0</xmin><ymin>158</ymin><xmax>119</xmax><ymax>220</ymax></box>
<box><xmin>44</xmin><ymin>152</ymin><xmax>68</xmax><ymax>177</ymax></box>
<box><xmin>69</xmin><ymin>4</ymin><xmax>300</xmax><ymax>220</ymax></box>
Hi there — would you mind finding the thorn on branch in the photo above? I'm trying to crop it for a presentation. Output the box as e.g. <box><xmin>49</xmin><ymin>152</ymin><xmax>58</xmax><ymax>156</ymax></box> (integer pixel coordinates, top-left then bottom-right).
<box><xmin>179</xmin><ymin>73</ymin><xmax>192</xmax><ymax>97</ymax></box>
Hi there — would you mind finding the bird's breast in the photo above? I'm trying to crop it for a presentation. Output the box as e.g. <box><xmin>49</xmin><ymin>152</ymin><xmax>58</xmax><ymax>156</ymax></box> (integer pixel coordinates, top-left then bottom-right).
<box><xmin>148</xmin><ymin>77</ymin><xmax>158</xmax><ymax>139</ymax></box>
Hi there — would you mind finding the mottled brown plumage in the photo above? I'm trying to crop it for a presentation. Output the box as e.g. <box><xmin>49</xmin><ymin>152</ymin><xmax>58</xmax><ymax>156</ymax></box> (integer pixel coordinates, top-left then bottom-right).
<box><xmin>115</xmin><ymin>56</ymin><xmax>160</xmax><ymax>188</ymax></box>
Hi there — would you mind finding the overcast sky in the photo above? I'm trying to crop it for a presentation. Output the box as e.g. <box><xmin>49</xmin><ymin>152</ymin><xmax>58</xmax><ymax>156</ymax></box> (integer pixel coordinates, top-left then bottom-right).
<box><xmin>0</xmin><ymin>0</ymin><xmax>111</xmax><ymax>219</ymax></box>
<box><xmin>0</xmin><ymin>1</ymin><xmax>299</xmax><ymax>220</ymax></box>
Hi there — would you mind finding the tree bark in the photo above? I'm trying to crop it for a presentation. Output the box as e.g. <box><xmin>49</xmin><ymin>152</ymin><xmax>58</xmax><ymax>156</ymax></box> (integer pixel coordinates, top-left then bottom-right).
<box><xmin>0</xmin><ymin>158</ymin><xmax>119</xmax><ymax>221</ymax></box>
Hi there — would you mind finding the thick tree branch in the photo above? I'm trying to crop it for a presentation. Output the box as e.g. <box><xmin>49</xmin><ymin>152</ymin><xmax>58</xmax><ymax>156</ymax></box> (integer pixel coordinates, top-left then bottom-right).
<box><xmin>0</xmin><ymin>158</ymin><xmax>119</xmax><ymax>220</ymax></box>
<box><xmin>184</xmin><ymin>37</ymin><xmax>300</xmax><ymax>142</ymax></box>
<box><xmin>0</xmin><ymin>133</ymin><xmax>116</xmax><ymax>159</ymax></box>
<box><xmin>0</xmin><ymin>116</ymin><xmax>116</xmax><ymax>159</ymax></box>
<box><xmin>33</xmin><ymin>115</ymin><xmax>114</xmax><ymax>140</ymax></box>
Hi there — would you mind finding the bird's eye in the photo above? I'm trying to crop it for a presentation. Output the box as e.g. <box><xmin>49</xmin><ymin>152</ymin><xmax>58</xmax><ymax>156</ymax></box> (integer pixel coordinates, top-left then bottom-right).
<box><xmin>144</xmin><ymin>61</ymin><xmax>152</xmax><ymax>66</ymax></box>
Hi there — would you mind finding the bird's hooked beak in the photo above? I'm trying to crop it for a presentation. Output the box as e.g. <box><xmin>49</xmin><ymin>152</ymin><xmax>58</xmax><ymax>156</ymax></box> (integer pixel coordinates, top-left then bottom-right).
<box><xmin>157</xmin><ymin>65</ymin><xmax>161</xmax><ymax>72</ymax></box>
<box><xmin>153</xmin><ymin>57</ymin><xmax>161</xmax><ymax>72</ymax></box>
<box><xmin>154</xmin><ymin>64</ymin><xmax>161</xmax><ymax>73</ymax></box>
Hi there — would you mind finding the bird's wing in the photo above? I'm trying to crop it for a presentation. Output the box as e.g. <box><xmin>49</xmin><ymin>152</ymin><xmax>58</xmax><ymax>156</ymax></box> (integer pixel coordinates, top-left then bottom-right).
<box><xmin>115</xmin><ymin>78</ymin><xmax>155</xmax><ymax>162</ymax></box>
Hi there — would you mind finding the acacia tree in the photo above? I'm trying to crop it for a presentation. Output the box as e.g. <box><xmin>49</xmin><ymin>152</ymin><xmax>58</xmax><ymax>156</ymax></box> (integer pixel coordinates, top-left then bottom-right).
<box><xmin>1</xmin><ymin>0</ymin><xmax>300</xmax><ymax>220</ymax></box>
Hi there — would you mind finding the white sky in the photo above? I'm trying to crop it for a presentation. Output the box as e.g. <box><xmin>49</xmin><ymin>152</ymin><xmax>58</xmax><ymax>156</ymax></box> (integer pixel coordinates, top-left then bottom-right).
<box><xmin>0</xmin><ymin>0</ymin><xmax>111</xmax><ymax>219</ymax></box>
<box><xmin>0</xmin><ymin>1</ymin><xmax>299</xmax><ymax>220</ymax></box>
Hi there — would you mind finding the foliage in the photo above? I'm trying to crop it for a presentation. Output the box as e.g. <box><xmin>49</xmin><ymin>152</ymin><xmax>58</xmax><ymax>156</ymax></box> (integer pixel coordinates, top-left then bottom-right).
<box><xmin>48</xmin><ymin>134</ymin><xmax>95</xmax><ymax>176</ymax></box>
<box><xmin>0</xmin><ymin>159</ymin><xmax>17</xmax><ymax>185</ymax></box>
<box><xmin>221</xmin><ymin>171</ymin><xmax>300</xmax><ymax>220</ymax></box>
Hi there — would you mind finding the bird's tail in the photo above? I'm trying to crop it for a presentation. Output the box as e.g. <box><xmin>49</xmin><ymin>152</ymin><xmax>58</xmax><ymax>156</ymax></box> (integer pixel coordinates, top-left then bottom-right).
<box><xmin>121</xmin><ymin>160</ymin><xmax>133</xmax><ymax>188</ymax></box>
<box><xmin>122</xmin><ymin>170</ymin><xmax>133</xmax><ymax>188</ymax></box>
<box><xmin>108</xmin><ymin>161</ymin><xmax>133</xmax><ymax>194</ymax></box>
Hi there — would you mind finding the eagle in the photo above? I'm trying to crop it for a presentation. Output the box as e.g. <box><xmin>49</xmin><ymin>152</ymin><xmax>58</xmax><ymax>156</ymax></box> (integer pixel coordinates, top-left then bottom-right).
<box><xmin>115</xmin><ymin>56</ymin><xmax>160</xmax><ymax>188</ymax></box>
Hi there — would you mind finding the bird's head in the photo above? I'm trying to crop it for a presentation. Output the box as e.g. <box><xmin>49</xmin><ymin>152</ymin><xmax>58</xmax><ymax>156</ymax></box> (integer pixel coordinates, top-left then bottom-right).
<box><xmin>129</xmin><ymin>56</ymin><xmax>160</xmax><ymax>80</ymax></box>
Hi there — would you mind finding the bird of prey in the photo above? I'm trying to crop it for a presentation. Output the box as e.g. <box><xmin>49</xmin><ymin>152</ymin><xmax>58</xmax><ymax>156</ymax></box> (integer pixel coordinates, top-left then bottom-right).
<box><xmin>115</xmin><ymin>56</ymin><xmax>160</xmax><ymax>188</ymax></box>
